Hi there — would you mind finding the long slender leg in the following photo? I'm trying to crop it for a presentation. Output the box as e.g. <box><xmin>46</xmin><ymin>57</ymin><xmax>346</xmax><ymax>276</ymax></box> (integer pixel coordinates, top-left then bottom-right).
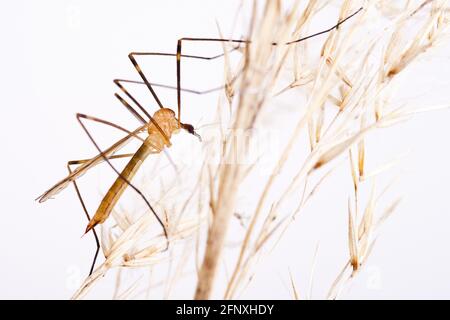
<box><xmin>113</xmin><ymin>46</ymin><xmax>242</xmax><ymax>107</ymax></box>
<box><xmin>114</xmin><ymin>78</ymin><xmax>171</xmax><ymax>150</ymax></box>
<box><xmin>114</xmin><ymin>92</ymin><xmax>146</xmax><ymax>124</ymax></box>
<box><xmin>67</xmin><ymin>163</ymin><xmax>100</xmax><ymax>276</ymax></box>
<box><xmin>36</xmin><ymin>105</ymin><xmax>156</xmax><ymax>204</ymax></box>
<box><xmin>127</xmin><ymin>45</ymin><xmax>242</xmax><ymax>110</ymax></box>
<box><xmin>129</xmin><ymin>46</ymin><xmax>241</xmax><ymax>61</ymax></box>
<box><xmin>113</xmin><ymin>83</ymin><xmax>170</xmax><ymax>146</ymax></box>
<box><xmin>113</xmin><ymin>71</ymin><xmax>175</xmax><ymax>147</ymax></box>
<box><xmin>77</xmin><ymin>113</ymin><xmax>146</xmax><ymax>144</ymax></box>
<box><xmin>69</xmin><ymin>153</ymin><xmax>136</xmax><ymax>166</ymax></box>
<box><xmin>125</xmin><ymin>46</ymin><xmax>245</xmax><ymax>139</ymax></box>
<box><xmin>175</xmin><ymin>7</ymin><xmax>363</xmax><ymax>124</ymax></box>
<box><xmin>116</xmin><ymin>46</ymin><xmax>244</xmax><ymax>128</ymax></box>
<box><xmin>114</xmin><ymin>81</ymin><xmax>152</xmax><ymax>123</ymax></box>
<box><xmin>114</xmin><ymin>79</ymin><xmax>225</xmax><ymax>96</ymax></box>
<box><xmin>67</xmin><ymin>153</ymin><xmax>134</xmax><ymax>276</ymax></box>
<box><xmin>76</xmin><ymin>113</ymin><xmax>169</xmax><ymax>244</ymax></box>
<box><xmin>115</xmin><ymin>8</ymin><xmax>362</xmax><ymax>127</ymax></box>
<box><xmin>128</xmin><ymin>53</ymin><xmax>164</xmax><ymax>109</ymax></box>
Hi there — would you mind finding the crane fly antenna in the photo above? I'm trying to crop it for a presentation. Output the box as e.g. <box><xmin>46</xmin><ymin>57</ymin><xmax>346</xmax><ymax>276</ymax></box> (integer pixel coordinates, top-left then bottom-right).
<box><xmin>76</xmin><ymin>113</ymin><xmax>169</xmax><ymax>247</ymax></box>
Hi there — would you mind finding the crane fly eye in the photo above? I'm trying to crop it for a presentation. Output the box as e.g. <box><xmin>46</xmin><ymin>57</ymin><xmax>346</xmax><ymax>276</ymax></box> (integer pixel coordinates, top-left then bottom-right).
<box><xmin>184</xmin><ymin>124</ymin><xmax>194</xmax><ymax>134</ymax></box>
<box><xmin>181</xmin><ymin>123</ymin><xmax>202</xmax><ymax>142</ymax></box>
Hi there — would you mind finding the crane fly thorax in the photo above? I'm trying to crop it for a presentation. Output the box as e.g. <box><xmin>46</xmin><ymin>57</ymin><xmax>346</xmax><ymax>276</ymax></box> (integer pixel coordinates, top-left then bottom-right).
<box><xmin>147</xmin><ymin>108</ymin><xmax>180</xmax><ymax>149</ymax></box>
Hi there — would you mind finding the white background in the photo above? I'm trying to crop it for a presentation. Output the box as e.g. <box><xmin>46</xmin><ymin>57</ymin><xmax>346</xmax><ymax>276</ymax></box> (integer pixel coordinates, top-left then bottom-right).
<box><xmin>1</xmin><ymin>0</ymin><xmax>450</xmax><ymax>299</ymax></box>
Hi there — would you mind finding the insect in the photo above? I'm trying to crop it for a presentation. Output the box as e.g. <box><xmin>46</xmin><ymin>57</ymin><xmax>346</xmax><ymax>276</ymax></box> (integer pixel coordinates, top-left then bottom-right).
<box><xmin>36</xmin><ymin>7</ymin><xmax>362</xmax><ymax>275</ymax></box>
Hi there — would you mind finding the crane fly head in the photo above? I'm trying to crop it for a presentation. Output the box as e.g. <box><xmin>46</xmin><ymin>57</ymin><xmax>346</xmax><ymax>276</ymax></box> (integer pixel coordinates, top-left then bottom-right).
<box><xmin>149</xmin><ymin>108</ymin><xmax>201</xmax><ymax>142</ymax></box>
<box><xmin>181</xmin><ymin>123</ymin><xmax>202</xmax><ymax>142</ymax></box>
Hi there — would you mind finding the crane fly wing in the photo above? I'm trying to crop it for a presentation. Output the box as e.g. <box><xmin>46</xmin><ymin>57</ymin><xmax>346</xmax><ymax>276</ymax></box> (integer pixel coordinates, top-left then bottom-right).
<box><xmin>36</xmin><ymin>124</ymin><xmax>148</xmax><ymax>203</ymax></box>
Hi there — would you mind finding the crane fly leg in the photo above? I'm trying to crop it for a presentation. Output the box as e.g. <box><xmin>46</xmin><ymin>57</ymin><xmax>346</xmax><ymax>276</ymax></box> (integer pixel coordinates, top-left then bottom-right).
<box><xmin>67</xmin><ymin>153</ymin><xmax>135</xmax><ymax>276</ymax></box>
<box><xmin>68</xmin><ymin>153</ymin><xmax>136</xmax><ymax>166</ymax></box>
<box><xmin>174</xmin><ymin>7</ymin><xmax>363</xmax><ymax>123</ymax></box>
<box><xmin>114</xmin><ymin>79</ymin><xmax>225</xmax><ymax>98</ymax></box>
<box><xmin>67</xmin><ymin>163</ymin><xmax>100</xmax><ymax>276</ymax></box>
<box><xmin>120</xmin><ymin>45</ymin><xmax>241</xmax><ymax>97</ymax></box>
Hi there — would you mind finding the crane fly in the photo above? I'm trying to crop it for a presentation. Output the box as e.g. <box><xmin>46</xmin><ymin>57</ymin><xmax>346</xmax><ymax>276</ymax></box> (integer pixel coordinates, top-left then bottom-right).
<box><xmin>36</xmin><ymin>7</ymin><xmax>362</xmax><ymax>275</ymax></box>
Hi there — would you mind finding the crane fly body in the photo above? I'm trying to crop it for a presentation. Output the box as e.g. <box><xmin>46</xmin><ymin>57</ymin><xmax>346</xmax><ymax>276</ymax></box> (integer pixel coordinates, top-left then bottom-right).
<box><xmin>84</xmin><ymin>108</ymin><xmax>200</xmax><ymax>234</ymax></box>
<box><xmin>37</xmin><ymin>107</ymin><xmax>200</xmax><ymax>232</ymax></box>
<box><xmin>36</xmin><ymin>7</ymin><xmax>362</xmax><ymax>275</ymax></box>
